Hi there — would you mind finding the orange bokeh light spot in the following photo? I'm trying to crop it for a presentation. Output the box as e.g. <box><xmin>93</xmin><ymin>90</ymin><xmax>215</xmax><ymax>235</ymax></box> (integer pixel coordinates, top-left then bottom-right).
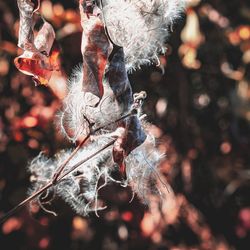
<box><xmin>72</xmin><ymin>216</ymin><xmax>87</xmax><ymax>231</ymax></box>
<box><xmin>28</xmin><ymin>139</ymin><xmax>39</xmax><ymax>149</ymax></box>
<box><xmin>239</xmin><ymin>26</ymin><xmax>250</xmax><ymax>40</ymax></box>
<box><xmin>2</xmin><ymin>217</ymin><xmax>22</xmax><ymax>234</ymax></box>
<box><xmin>22</xmin><ymin>116</ymin><xmax>38</xmax><ymax>128</ymax></box>
<box><xmin>220</xmin><ymin>142</ymin><xmax>231</xmax><ymax>154</ymax></box>
<box><xmin>39</xmin><ymin>237</ymin><xmax>50</xmax><ymax>249</ymax></box>
<box><xmin>13</xmin><ymin>131</ymin><xmax>23</xmax><ymax>142</ymax></box>
<box><xmin>121</xmin><ymin>211</ymin><xmax>133</xmax><ymax>222</ymax></box>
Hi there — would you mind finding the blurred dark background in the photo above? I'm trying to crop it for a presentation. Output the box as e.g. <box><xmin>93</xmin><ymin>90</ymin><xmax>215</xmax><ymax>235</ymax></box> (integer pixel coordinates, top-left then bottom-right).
<box><xmin>1</xmin><ymin>0</ymin><xmax>250</xmax><ymax>249</ymax></box>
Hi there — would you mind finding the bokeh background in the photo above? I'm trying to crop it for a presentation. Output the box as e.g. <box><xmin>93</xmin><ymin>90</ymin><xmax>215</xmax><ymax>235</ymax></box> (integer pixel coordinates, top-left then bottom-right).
<box><xmin>1</xmin><ymin>0</ymin><xmax>250</xmax><ymax>249</ymax></box>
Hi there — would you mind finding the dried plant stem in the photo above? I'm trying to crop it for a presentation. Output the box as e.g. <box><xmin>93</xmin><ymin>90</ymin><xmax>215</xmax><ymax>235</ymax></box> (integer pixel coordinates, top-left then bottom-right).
<box><xmin>58</xmin><ymin>139</ymin><xmax>116</xmax><ymax>182</ymax></box>
<box><xmin>0</xmin><ymin>110</ymin><xmax>136</xmax><ymax>224</ymax></box>
<box><xmin>52</xmin><ymin>110</ymin><xmax>136</xmax><ymax>183</ymax></box>
<box><xmin>0</xmin><ymin>139</ymin><xmax>116</xmax><ymax>224</ymax></box>
<box><xmin>52</xmin><ymin>134</ymin><xmax>90</xmax><ymax>184</ymax></box>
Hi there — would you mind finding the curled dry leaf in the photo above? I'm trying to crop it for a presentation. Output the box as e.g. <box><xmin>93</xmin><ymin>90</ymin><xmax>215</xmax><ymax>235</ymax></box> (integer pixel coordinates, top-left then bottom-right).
<box><xmin>14</xmin><ymin>0</ymin><xmax>59</xmax><ymax>85</ymax></box>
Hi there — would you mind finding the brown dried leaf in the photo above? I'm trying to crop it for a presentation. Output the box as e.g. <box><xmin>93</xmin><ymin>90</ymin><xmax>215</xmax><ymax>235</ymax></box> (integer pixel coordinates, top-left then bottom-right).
<box><xmin>15</xmin><ymin>0</ymin><xmax>59</xmax><ymax>85</ymax></box>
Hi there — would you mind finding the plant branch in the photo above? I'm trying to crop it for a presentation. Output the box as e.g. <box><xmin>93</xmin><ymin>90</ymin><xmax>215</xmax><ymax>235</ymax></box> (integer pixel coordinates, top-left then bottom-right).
<box><xmin>0</xmin><ymin>110</ymin><xmax>136</xmax><ymax>224</ymax></box>
<box><xmin>0</xmin><ymin>138</ymin><xmax>116</xmax><ymax>224</ymax></box>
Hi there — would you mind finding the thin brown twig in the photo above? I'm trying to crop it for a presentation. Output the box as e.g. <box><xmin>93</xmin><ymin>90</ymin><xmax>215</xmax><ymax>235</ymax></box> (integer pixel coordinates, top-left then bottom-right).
<box><xmin>0</xmin><ymin>110</ymin><xmax>136</xmax><ymax>224</ymax></box>
<box><xmin>0</xmin><ymin>139</ymin><xmax>116</xmax><ymax>224</ymax></box>
<box><xmin>52</xmin><ymin>109</ymin><xmax>136</xmax><ymax>183</ymax></box>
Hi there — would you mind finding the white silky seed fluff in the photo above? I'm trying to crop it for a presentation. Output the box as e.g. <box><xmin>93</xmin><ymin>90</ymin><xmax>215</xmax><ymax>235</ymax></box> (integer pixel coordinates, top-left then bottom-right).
<box><xmin>102</xmin><ymin>0</ymin><xmax>186</xmax><ymax>70</ymax></box>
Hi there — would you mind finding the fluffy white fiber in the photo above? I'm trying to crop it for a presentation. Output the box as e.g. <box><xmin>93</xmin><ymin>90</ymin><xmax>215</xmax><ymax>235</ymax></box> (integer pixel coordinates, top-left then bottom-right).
<box><xmin>125</xmin><ymin>134</ymin><xmax>163</xmax><ymax>201</ymax></box>
<box><xmin>28</xmin><ymin>134</ymin><xmax>162</xmax><ymax>215</ymax></box>
<box><xmin>101</xmin><ymin>0</ymin><xmax>186</xmax><ymax>70</ymax></box>
<box><xmin>59</xmin><ymin>67</ymin><xmax>126</xmax><ymax>143</ymax></box>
